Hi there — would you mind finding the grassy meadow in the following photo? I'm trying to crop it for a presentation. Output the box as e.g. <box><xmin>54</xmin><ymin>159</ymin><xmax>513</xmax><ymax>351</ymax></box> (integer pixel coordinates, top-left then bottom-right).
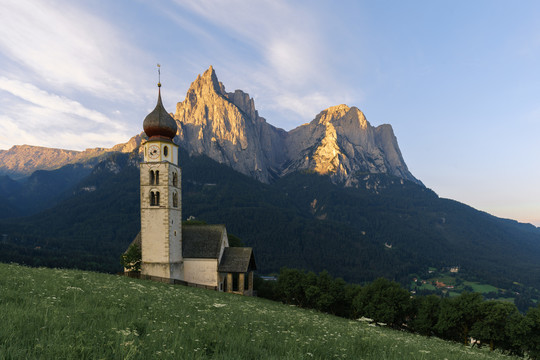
<box><xmin>0</xmin><ymin>263</ymin><xmax>520</xmax><ymax>359</ymax></box>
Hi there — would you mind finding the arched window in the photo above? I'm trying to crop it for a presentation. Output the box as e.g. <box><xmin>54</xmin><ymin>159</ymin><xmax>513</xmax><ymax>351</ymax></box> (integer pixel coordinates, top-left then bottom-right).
<box><xmin>173</xmin><ymin>191</ymin><xmax>178</xmax><ymax>208</ymax></box>
<box><xmin>155</xmin><ymin>171</ymin><xmax>160</xmax><ymax>185</ymax></box>
<box><xmin>149</xmin><ymin>170</ymin><xmax>155</xmax><ymax>185</ymax></box>
<box><xmin>150</xmin><ymin>190</ymin><xmax>160</xmax><ymax>206</ymax></box>
<box><xmin>172</xmin><ymin>172</ymin><xmax>178</xmax><ymax>187</ymax></box>
<box><xmin>164</xmin><ymin>146</ymin><xmax>168</xmax><ymax>157</ymax></box>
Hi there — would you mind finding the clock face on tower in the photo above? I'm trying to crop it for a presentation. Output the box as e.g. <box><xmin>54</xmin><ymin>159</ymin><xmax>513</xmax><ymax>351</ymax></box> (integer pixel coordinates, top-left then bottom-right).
<box><xmin>148</xmin><ymin>144</ymin><xmax>160</xmax><ymax>160</ymax></box>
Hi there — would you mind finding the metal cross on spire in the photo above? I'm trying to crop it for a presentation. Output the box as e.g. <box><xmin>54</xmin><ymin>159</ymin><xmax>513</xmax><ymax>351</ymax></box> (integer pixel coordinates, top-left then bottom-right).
<box><xmin>157</xmin><ymin>64</ymin><xmax>161</xmax><ymax>88</ymax></box>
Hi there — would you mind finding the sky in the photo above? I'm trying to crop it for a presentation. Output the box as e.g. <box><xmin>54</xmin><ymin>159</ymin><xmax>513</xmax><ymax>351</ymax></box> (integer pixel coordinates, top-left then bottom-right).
<box><xmin>0</xmin><ymin>0</ymin><xmax>539</xmax><ymax>226</ymax></box>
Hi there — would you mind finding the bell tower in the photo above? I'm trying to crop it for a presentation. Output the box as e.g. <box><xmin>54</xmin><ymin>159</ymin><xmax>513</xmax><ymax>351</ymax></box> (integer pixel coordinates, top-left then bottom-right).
<box><xmin>140</xmin><ymin>77</ymin><xmax>182</xmax><ymax>281</ymax></box>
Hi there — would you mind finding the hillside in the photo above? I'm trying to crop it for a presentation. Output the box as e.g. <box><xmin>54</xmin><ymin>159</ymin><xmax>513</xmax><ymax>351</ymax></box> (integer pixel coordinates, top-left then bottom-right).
<box><xmin>1</xmin><ymin>148</ymin><xmax>540</xmax><ymax>296</ymax></box>
<box><xmin>0</xmin><ymin>262</ymin><xmax>519</xmax><ymax>359</ymax></box>
<box><xmin>0</xmin><ymin>67</ymin><xmax>539</xmax><ymax>299</ymax></box>
<box><xmin>0</xmin><ymin>135</ymin><xmax>143</xmax><ymax>180</ymax></box>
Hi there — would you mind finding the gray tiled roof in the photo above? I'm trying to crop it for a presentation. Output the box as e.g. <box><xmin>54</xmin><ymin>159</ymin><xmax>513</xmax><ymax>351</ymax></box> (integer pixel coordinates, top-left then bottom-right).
<box><xmin>182</xmin><ymin>224</ymin><xmax>226</xmax><ymax>259</ymax></box>
<box><xmin>218</xmin><ymin>247</ymin><xmax>256</xmax><ymax>273</ymax></box>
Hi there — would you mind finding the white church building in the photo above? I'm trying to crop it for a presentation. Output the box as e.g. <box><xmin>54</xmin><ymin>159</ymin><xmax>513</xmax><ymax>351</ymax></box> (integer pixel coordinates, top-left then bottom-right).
<box><xmin>126</xmin><ymin>83</ymin><xmax>256</xmax><ymax>295</ymax></box>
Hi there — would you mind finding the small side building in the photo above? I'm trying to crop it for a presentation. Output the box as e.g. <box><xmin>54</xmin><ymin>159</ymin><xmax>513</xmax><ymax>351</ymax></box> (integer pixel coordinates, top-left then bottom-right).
<box><xmin>219</xmin><ymin>247</ymin><xmax>257</xmax><ymax>296</ymax></box>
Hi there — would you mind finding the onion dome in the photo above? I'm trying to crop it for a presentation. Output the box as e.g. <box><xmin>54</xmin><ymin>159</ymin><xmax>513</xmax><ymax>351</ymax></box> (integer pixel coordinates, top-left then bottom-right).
<box><xmin>143</xmin><ymin>86</ymin><xmax>177</xmax><ymax>140</ymax></box>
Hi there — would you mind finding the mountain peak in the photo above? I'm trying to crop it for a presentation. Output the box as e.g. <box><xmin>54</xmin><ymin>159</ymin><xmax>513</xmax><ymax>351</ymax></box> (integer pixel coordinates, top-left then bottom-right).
<box><xmin>174</xmin><ymin>67</ymin><xmax>287</xmax><ymax>182</ymax></box>
<box><xmin>284</xmin><ymin>103</ymin><xmax>420</xmax><ymax>185</ymax></box>
<box><xmin>175</xmin><ymin>67</ymin><xmax>420</xmax><ymax>186</ymax></box>
<box><xmin>325</xmin><ymin>104</ymin><xmax>350</xmax><ymax>114</ymax></box>
<box><xmin>316</xmin><ymin>104</ymin><xmax>349</xmax><ymax>125</ymax></box>
<box><xmin>314</xmin><ymin>105</ymin><xmax>369</xmax><ymax>130</ymax></box>
<box><xmin>187</xmin><ymin>65</ymin><xmax>226</xmax><ymax>101</ymax></box>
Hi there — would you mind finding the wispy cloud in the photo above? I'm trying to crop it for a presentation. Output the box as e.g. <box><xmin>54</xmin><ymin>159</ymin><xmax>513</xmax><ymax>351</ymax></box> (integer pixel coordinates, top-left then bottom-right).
<box><xmin>0</xmin><ymin>78</ymin><xmax>132</xmax><ymax>150</ymax></box>
<box><xmin>0</xmin><ymin>0</ymin><xmax>144</xmax><ymax>101</ymax></box>
<box><xmin>171</xmin><ymin>0</ymin><xmax>322</xmax><ymax>84</ymax></box>
<box><xmin>168</xmin><ymin>0</ymin><xmax>357</xmax><ymax>127</ymax></box>
<box><xmin>0</xmin><ymin>77</ymin><xmax>122</xmax><ymax>129</ymax></box>
<box><xmin>0</xmin><ymin>0</ymin><xmax>152</xmax><ymax>151</ymax></box>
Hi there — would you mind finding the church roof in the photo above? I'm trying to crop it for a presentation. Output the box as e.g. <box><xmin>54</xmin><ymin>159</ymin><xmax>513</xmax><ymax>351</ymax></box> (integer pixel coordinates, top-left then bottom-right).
<box><xmin>182</xmin><ymin>225</ymin><xmax>226</xmax><ymax>259</ymax></box>
<box><xmin>143</xmin><ymin>87</ymin><xmax>178</xmax><ymax>140</ymax></box>
<box><xmin>218</xmin><ymin>247</ymin><xmax>256</xmax><ymax>273</ymax></box>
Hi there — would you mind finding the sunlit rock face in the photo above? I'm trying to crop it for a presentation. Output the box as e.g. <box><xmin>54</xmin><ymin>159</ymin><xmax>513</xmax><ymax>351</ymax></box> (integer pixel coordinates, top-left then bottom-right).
<box><xmin>0</xmin><ymin>66</ymin><xmax>420</xmax><ymax>187</ymax></box>
<box><xmin>283</xmin><ymin>105</ymin><xmax>421</xmax><ymax>185</ymax></box>
<box><xmin>174</xmin><ymin>66</ymin><xmax>287</xmax><ymax>182</ymax></box>
<box><xmin>171</xmin><ymin>66</ymin><xmax>421</xmax><ymax>186</ymax></box>
<box><xmin>0</xmin><ymin>134</ymin><xmax>144</xmax><ymax>179</ymax></box>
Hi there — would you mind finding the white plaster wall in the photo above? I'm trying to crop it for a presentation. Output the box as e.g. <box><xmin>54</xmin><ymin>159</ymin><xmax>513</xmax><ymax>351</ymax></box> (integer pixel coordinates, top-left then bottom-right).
<box><xmin>142</xmin><ymin>262</ymin><xmax>171</xmax><ymax>278</ymax></box>
<box><xmin>143</xmin><ymin>141</ymin><xmax>178</xmax><ymax>165</ymax></box>
<box><xmin>184</xmin><ymin>259</ymin><xmax>219</xmax><ymax>287</ymax></box>
<box><xmin>141</xmin><ymin>206</ymin><xmax>170</xmax><ymax>263</ymax></box>
<box><xmin>140</xmin><ymin>159</ymin><xmax>182</xmax><ymax>279</ymax></box>
<box><xmin>160</xmin><ymin>143</ymin><xmax>178</xmax><ymax>165</ymax></box>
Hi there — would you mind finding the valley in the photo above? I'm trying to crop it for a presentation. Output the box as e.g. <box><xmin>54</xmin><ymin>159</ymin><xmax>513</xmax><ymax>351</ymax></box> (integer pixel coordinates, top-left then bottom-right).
<box><xmin>1</xmin><ymin>66</ymin><xmax>539</xmax><ymax>310</ymax></box>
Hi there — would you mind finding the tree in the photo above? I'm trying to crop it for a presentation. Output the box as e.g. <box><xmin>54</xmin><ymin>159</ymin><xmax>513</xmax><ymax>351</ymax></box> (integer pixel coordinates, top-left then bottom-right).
<box><xmin>505</xmin><ymin>308</ymin><xmax>529</xmax><ymax>356</ymax></box>
<box><xmin>313</xmin><ymin>270</ymin><xmax>344</xmax><ymax>314</ymax></box>
<box><xmin>523</xmin><ymin>307</ymin><xmax>540</xmax><ymax>359</ymax></box>
<box><xmin>410</xmin><ymin>295</ymin><xmax>440</xmax><ymax>336</ymax></box>
<box><xmin>352</xmin><ymin>277</ymin><xmax>412</xmax><ymax>328</ymax></box>
<box><xmin>253</xmin><ymin>275</ymin><xmax>279</xmax><ymax>300</ymax></box>
<box><xmin>276</xmin><ymin>267</ymin><xmax>307</xmax><ymax>306</ymax></box>
<box><xmin>227</xmin><ymin>233</ymin><xmax>244</xmax><ymax>247</ymax></box>
<box><xmin>470</xmin><ymin>301</ymin><xmax>519</xmax><ymax>351</ymax></box>
<box><xmin>342</xmin><ymin>283</ymin><xmax>362</xmax><ymax>318</ymax></box>
<box><xmin>120</xmin><ymin>243</ymin><xmax>141</xmax><ymax>272</ymax></box>
<box><xmin>515</xmin><ymin>289</ymin><xmax>534</xmax><ymax>313</ymax></box>
<box><xmin>435</xmin><ymin>292</ymin><xmax>483</xmax><ymax>345</ymax></box>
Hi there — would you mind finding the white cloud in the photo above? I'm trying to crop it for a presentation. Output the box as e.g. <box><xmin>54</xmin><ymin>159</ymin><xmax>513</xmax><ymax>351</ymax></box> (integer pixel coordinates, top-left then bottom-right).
<box><xmin>0</xmin><ymin>78</ymin><xmax>132</xmax><ymax>151</ymax></box>
<box><xmin>0</xmin><ymin>0</ymin><xmax>144</xmax><ymax>101</ymax></box>
<box><xmin>172</xmin><ymin>0</ymin><xmax>321</xmax><ymax>83</ymax></box>
<box><xmin>168</xmin><ymin>0</ymin><xmax>353</xmax><ymax>125</ymax></box>
<box><xmin>0</xmin><ymin>0</ymin><xmax>155</xmax><ymax>151</ymax></box>
<box><xmin>0</xmin><ymin>77</ymin><xmax>122</xmax><ymax>129</ymax></box>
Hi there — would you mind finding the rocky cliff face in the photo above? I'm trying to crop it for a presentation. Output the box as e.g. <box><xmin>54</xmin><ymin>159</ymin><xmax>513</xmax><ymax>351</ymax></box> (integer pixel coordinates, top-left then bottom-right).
<box><xmin>0</xmin><ymin>145</ymin><xmax>82</xmax><ymax>179</ymax></box>
<box><xmin>0</xmin><ymin>135</ymin><xmax>143</xmax><ymax>179</ymax></box>
<box><xmin>283</xmin><ymin>105</ymin><xmax>420</xmax><ymax>185</ymax></box>
<box><xmin>0</xmin><ymin>67</ymin><xmax>420</xmax><ymax>186</ymax></box>
<box><xmin>174</xmin><ymin>66</ymin><xmax>286</xmax><ymax>182</ymax></box>
<box><xmin>173</xmin><ymin>67</ymin><xmax>421</xmax><ymax>186</ymax></box>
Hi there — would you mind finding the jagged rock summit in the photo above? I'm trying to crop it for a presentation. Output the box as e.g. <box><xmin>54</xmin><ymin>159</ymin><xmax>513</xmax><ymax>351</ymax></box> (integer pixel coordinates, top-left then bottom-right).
<box><xmin>283</xmin><ymin>104</ymin><xmax>420</xmax><ymax>185</ymax></box>
<box><xmin>174</xmin><ymin>66</ymin><xmax>286</xmax><ymax>182</ymax></box>
<box><xmin>0</xmin><ymin>66</ymin><xmax>420</xmax><ymax>187</ymax></box>
<box><xmin>173</xmin><ymin>66</ymin><xmax>421</xmax><ymax>186</ymax></box>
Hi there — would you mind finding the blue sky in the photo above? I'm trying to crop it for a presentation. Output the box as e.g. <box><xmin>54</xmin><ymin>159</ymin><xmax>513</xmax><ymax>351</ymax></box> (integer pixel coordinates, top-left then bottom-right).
<box><xmin>0</xmin><ymin>0</ymin><xmax>539</xmax><ymax>226</ymax></box>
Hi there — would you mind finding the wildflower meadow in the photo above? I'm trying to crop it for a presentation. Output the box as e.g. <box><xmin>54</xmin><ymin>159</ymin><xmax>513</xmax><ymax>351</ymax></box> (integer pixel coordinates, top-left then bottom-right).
<box><xmin>0</xmin><ymin>263</ymin><xmax>520</xmax><ymax>359</ymax></box>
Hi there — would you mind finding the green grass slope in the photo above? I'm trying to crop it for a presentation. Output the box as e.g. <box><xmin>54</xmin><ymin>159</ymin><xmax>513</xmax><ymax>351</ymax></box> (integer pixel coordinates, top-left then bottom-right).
<box><xmin>0</xmin><ymin>263</ymin><xmax>518</xmax><ymax>359</ymax></box>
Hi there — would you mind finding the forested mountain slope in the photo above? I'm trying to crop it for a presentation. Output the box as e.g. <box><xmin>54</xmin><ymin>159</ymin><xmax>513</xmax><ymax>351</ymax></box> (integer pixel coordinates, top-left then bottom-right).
<box><xmin>1</xmin><ymin>148</ymin><xmax>539</xmax><ymax>291</ymax></box>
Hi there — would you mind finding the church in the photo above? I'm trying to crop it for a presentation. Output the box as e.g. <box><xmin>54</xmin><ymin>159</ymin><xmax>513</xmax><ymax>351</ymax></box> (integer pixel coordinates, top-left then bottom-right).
<box><xmin>125</xmin><ymin>82</ymin><xmax>256</xmax><ymax>296</ymax></box>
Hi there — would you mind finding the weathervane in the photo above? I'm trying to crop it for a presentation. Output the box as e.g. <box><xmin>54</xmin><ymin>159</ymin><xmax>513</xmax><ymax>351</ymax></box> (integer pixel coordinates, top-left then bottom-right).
<box><xmin>157</xmin><ymin>64</ymin><xmax>161</xmax><ymax>88</ymax></box>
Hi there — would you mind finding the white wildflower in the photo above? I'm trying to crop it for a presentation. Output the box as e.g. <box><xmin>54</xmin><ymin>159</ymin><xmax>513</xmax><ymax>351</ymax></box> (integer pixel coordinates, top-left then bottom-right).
<box><xmin>357</xmin><ymin>317</ymin><xmax>373</xmax><ymax>322</ymax></box>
